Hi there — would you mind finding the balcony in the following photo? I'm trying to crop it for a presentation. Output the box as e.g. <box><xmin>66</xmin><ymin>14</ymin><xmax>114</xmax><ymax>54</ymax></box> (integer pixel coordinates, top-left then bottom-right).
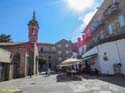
<box><xmin>90</xmin><ymin>17</ymin><xmax>105</xmax><ymax>33</ymax></box>
<box><xmin>87</xmin><ymin>31</ymin><xmax>125</xmax><ymax>50</ymax></box>
<box><xmin>103</xmin><ymin>1</ymin><xmax>120</xmax><ymax>17</ymax></box>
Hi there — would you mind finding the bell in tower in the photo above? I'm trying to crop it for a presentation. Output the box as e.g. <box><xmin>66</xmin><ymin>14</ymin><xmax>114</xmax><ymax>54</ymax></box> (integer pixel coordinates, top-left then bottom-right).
<box><xmin>28</xmin><ymin>11</ymin><xmax>39</xmax><ymax>42</ymax></box>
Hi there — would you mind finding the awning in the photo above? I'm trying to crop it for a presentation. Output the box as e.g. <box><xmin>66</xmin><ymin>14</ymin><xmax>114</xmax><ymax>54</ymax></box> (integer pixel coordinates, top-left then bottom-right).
<box><xmin>59</xmin><ymin>58</ymin><xmax>81</xmax><ymax>67</ymax></box>
<box><xmin>82</xmin><ymin>47</ymin><xmax>98</xmax><ymax>58</ymax></box>
<box><xmin>82</xmin><ymin>54</ymin><xmax>97</xmax><ymax>61</ymax></box>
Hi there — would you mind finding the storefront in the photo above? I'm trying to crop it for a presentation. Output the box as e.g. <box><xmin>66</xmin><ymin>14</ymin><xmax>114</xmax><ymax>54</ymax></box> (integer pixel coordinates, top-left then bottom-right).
<box><xmin>0</xmin><ymin>63</ymin><xmax>10</xmax><ymax>81</ymax></box>
<box><xmin>0</xmin><ymin>48</ymin><xmax>11</xmax><ymax>81</ymax></box>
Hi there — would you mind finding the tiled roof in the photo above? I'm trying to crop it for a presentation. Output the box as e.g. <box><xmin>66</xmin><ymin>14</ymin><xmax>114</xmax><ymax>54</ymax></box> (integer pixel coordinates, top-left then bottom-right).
<box><xmin>0</xmin><ymin>42</ymin><xmax>21</xmax><ymax>46</ymax></box>
<box><xmin>0</xmin><ymin>42</ymin><xmax>29</xmax><ymax>46</ymax></box>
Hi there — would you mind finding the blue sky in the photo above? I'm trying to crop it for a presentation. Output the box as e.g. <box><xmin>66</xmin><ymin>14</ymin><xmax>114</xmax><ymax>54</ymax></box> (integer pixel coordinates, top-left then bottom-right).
<box><xmin>0</xmin><ymin>0</ymin><xmax>103</xmax><ymax>43</ymax></box>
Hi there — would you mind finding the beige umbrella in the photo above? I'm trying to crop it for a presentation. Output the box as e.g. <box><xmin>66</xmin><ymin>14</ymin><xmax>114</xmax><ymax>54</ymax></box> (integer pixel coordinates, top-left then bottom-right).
<box><xmin>60</xmin><ymin>58</ymin><xmax>81</xmax><ymax>66</ymax></box>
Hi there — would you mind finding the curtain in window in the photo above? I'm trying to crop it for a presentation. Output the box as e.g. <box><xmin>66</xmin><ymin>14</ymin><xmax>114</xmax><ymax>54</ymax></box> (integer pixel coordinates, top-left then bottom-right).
<box><xmin>108</xmin><ymin>24</ymin><xmax>113</xmax><ymax>34</ymax></box>
<box><xmin>118</xmin><ymin>14</ymin><xmax>125</xmax><ymax>27</ymax></box>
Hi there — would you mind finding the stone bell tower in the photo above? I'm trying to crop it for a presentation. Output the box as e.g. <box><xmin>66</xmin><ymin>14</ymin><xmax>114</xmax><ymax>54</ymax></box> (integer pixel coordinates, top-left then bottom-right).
<box><xmin>28</xmin><ymin>11</ymin><xmax>39</xmax><ymax>42</ymax></box>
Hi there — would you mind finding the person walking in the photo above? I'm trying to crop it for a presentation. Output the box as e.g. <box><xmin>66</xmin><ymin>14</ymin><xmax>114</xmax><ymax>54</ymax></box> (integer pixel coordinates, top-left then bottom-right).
<box><xmin>47</xmin><ymin>68</ymin><xmax>51</xmax><ymax>76</ymax></box>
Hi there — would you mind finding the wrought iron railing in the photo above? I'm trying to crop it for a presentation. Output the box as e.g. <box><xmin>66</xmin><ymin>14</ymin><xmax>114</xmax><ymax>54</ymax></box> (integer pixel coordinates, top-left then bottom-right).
<box><xmin>87</xmin><ymin>31</ymin><xmax>125</xmax><ymax>50</ymax></box>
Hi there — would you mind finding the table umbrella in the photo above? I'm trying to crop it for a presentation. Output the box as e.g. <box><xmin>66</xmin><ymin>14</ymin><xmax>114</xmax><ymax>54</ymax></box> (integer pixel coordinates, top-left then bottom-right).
<box><xmin>60</xmin><ymin>58</ymin><xmax>81</xmax><ymax>66</ymax></box>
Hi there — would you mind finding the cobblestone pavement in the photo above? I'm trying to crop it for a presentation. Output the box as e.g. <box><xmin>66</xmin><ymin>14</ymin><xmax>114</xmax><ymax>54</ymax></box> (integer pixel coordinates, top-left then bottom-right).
<box><xmin>0</xmin><ymin>75</ymin><xmax>125</xmax><ymax>93</ymax></box>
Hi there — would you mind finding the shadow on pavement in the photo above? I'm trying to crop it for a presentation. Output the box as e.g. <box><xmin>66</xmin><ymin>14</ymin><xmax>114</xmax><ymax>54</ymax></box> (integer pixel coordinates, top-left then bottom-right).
<box><xmin>82</xmin><ymin>74</ymin><xmax>125</xmax><ymax>87</ymax></box>
<box><xmin>56</xmin><ymin>75</ymin><xmax>82</xmax><ymax>82</ymax></box>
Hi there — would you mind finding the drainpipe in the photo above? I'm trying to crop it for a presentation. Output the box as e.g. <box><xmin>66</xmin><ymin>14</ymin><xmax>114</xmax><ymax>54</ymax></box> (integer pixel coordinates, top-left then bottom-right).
<box><xmin>115</xmin><ymin>41</ymin><xmax>122</xmax><ymax>74</ymax></box>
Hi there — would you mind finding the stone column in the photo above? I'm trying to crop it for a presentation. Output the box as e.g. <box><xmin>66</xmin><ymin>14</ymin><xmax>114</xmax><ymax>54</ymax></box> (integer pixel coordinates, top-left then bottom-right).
<box><xmin>33</xmin><ymin>42</ymin><xmax>39</xmax><ymax>75</ymax></box>
<box><xmin>8</xmin><ymin>63</ymin><xmax>13</xmax><ymax>80</ymax></box>
<box><xmin>33</xmin><ymin>54</ymin><xmax>36</xmax><ymax>75</ymax></box>
<box><xmin>24</xmin><ymin>52</ymin><xmax>28</xmax><ymax>77</ymax></box>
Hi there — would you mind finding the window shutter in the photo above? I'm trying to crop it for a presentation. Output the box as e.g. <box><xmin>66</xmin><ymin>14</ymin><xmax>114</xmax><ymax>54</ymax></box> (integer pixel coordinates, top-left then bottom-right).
<box><xmin>121</xmin><ymin>15</ymin><xmax>125</xmax><ymax>27</ymax></box>
<box><xmin>118</xmin><ymin>15</ymin><xmax>125</xmax><ymax>27</ymax></box>
<box><xmin>108</xmin><ymin>24</ymin><xmax>113</xmax><ymax>34</ymax></box>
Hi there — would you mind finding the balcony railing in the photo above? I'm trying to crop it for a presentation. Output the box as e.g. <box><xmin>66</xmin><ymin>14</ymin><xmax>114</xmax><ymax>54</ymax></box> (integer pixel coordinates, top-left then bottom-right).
<box><xmin>87</xmin><ymin>32</ymin><xmax>125</xmax><ymax>50</ymax></box>
<box><xmin>90</xmin><ymin>17</ymin><xmax>105</xmax><ymax>33</ymax></box>
<box><xmin>103</xmin><ymin>1</ymin><xmax>120</xmax><ymax>17</ymax></box>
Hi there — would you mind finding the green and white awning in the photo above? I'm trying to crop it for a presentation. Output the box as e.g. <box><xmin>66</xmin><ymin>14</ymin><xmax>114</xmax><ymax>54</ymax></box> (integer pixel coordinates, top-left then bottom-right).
<box><xmin>82</xmin><ymin>54</ymin><xmax>97</xmax><ymax>61</ymax></box>
<box><xmin>82</xmin><ymin>47</ymin><xmax>98</xmax><ymax>61</ymax></box>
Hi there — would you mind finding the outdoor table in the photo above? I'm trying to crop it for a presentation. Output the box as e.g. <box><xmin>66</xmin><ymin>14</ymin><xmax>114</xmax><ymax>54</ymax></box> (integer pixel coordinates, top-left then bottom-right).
<box><xmin>71</xmin><ymin>70</ymin><xmax>77</xmax><ymax>77</ymax></box>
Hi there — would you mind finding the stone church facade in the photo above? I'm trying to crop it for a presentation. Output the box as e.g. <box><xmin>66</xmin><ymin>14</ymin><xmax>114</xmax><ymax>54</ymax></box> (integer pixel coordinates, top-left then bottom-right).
<box><xmin>0</xmin><ymin>12</ymin><xmax>78</xmax><ymax>81</ymax></box>
<box><xmin>0</xmin><ymin>12</ymin><xmax>39</xmax><ymax>80</ymax></box>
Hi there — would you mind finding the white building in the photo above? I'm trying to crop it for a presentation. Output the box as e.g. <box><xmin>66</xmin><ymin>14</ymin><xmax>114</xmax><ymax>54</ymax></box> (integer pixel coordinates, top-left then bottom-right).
<box><xmin>82</xmin><ymin>39</ymin><xmax>125</xmax><ymax>75</ymax></box>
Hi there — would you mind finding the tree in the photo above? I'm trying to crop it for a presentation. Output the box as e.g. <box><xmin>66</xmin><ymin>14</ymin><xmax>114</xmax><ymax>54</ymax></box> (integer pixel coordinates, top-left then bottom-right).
<box><xmin>0</xmin><ymin>34</ymin><xmax>12</xmax><ymax>42</ymax></box>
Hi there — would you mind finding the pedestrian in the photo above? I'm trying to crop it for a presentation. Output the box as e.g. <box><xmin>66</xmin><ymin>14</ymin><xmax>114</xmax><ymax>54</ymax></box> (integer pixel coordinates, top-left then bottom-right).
<box><xmin>45</xmin><ymin>68</ymin><xmax>48</xmax><ymax>76</ymax></box>
<box><xmin>47</xmin><ymin>68</ymin><xmax>50</xmax><ymax>76</ymax></box>
<box><xmin>95</xmin><ymin>69</ymin><xmax>99</xmax><ymax>75</ymax></box>
<box><xmin>45</xmin><ymin>70</ymin><xmax>47</xmax><ymax>75</ymax></box>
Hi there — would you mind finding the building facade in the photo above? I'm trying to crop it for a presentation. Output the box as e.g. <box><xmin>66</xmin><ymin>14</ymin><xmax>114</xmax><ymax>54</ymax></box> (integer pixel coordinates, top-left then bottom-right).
<box><xmin>55</xmin><ymin>39</ymin><xmax>75</xmax><ymax>65</ymax></box>
<box><xmin>38</xmin><ymin>39</ymin><xmax>78</xmax><ymax>71</ymax></box>
<box><xmin>88</xmin><ymin>0</ymin><xmax>125</xmax><ymax>50</ymax></box>
<box><xmin>38</xmin><ymin>43</ymin><xmax>57</xmax><ymax>71</ymax></box>
<box><xmin>0</xmin><ymin>12</ymin><xmax>39</xmax><ymax>81</ymax></box>
<box><xmin>81</xmin><ymin>0</ymin><xmax>125</xmax><ymax>75</ymax></box>
<box><xmin>0</xmin><ymin>48</ymin><xmax>11</xmax><ymax>81</ymax></box>
<box><xmin>0</xmin><ymin>12</ymin><xmax>79</xmax><ymax>80</ymax></box>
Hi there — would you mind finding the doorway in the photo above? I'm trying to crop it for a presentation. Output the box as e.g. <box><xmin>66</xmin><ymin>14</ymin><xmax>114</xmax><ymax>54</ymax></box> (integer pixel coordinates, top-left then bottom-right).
<box><xmin>113</xmin><ymin>63</ymin><xmax>122</xmax><ymax>75</ymax></box>
<box><xmin>38</xmin><ymin>58</ymin><xmax>47</xmax><ymax>72</ymax></box>
<box><xmin>12</xmin><ymin>53</ymin><xmax>20</xmax><ymax>78</ymax></box>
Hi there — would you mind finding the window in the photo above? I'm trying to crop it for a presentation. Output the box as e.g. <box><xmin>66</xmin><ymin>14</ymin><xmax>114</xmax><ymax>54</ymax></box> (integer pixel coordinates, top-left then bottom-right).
<box><xmin>92</xmin><ymin>37</ymin><xmax>95</xmax><ymax>43</ymax></box>
<box><xmin>100</xmin><ymin>31</ymin><xmax>105</xmax><ymax>39</ymax></box>
<box><xmin>98</xmin><ymin>16</ymin><xmax>104</xmax><ymax>25</ymax></box>
<box><xmin>57</xmin><ymin>44</ymin><xmax>61</xmax><ymax>48</ymax></box>
<box><xmin>113</xmin><ymin>0</ymin><xmax>118</xmax><ymax>3</ymax></box>
<box><xmin>65</xmin><ymin>44</ymin><xmax>69</xmax><ymax>48</ymax></box>
<box><xmin>58</xmin><ymin>51</ymin><xmax>62</xmax><ymax>54</ymax></box>
<box><xmin>44</xmin><ymin>47</ymin><xmax>49</xmax><ymax>52</ymax></box>
<box><xmin>41</xmin><ymin>48</ymin><xmax>43</xmax><ymax>52</ymax></box>
<box><xmin>51</xmin><ymin>46</ymin><xmax>56</xmax><ymax>51</ymax></box>
<box><xmin>108</xmin><ymin>24</ymin><xmax>113</xmax><ymax>35</ymax></box>
<box><xmin>58</xmin><ymin>57</ymin><xmax>62</xmax><ymax>61</ymax></box>
<box><xmin>118</xmin><ymin>14</ymin><xmax>125</xmax><ymax>28</ymax></box>
<box><xmin>96</xmin><ymin>34</ymin><xmax>100</xmax><ymax>40</ymax></box>
<box><xmin>66</xmin><ymin>50</ymin><xmax>69</xmax><ymax>54</ymax></box>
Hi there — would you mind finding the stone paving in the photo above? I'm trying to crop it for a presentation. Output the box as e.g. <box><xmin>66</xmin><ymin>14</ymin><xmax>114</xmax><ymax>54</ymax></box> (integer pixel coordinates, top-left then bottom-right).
<box><xmin>0</xmin><ymin>75</ymin><xmax>125</xmax><ymax>93</ymax></box>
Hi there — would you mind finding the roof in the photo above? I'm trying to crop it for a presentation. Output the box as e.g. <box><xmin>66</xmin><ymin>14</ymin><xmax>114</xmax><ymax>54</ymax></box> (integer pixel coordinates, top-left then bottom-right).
<box><xmin>38</xmin><ymin>43</ymin><xmax>55</xmax><ymax>46</ymax></box>
<box><xmin>28</xmin><ymin>11</ymin><xmax>39</xmax><ymax>28</ymax></box>
<box><xmin>0</xmin><ymin>42</ymin><xmax>21</xmax><ymax>46</ymax></box>
<box><xmin>55</xmin><ymin>39</ymin><xmax>69</xmax><ymax>44</ymax></box>
<box><xmin>0</xmin><ymin>48</ymin><xmax>11</xmax><ymax>63</ymax></box>
<box><xmin>0</xmin><ymin>42</ymin><xmax>30</xmax><ymax>46</ymax></box>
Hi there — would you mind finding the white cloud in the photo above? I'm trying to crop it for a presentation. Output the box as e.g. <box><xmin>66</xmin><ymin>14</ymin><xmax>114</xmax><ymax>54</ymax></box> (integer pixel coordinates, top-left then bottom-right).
<box><xmin>71</xmin><ymin>27</ymin><xmax>84</xmax><ymax>42</ymax></box>
<box><xmin>71</xmin><ymin>10</ymin><xmax>97</xmax><ymax>42</ymax></box>
<box><xmin>69</xmin><ymin>0</ymin><xmax>104</xmax><ymax>42</ymax></box>
<box><xmin>65</xmin><ymin>0</ymin><xmax>95</xmax><ymax>12</ymax></box>
<box><xmin>80</xmin><ymin>10</ymin><xmax>97</xmax><ymax>26</ymax></box>
<box><xmin>70</xmin><ymin>0</ymin><xmax>100</xmax><ymax>42</ymax></box>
